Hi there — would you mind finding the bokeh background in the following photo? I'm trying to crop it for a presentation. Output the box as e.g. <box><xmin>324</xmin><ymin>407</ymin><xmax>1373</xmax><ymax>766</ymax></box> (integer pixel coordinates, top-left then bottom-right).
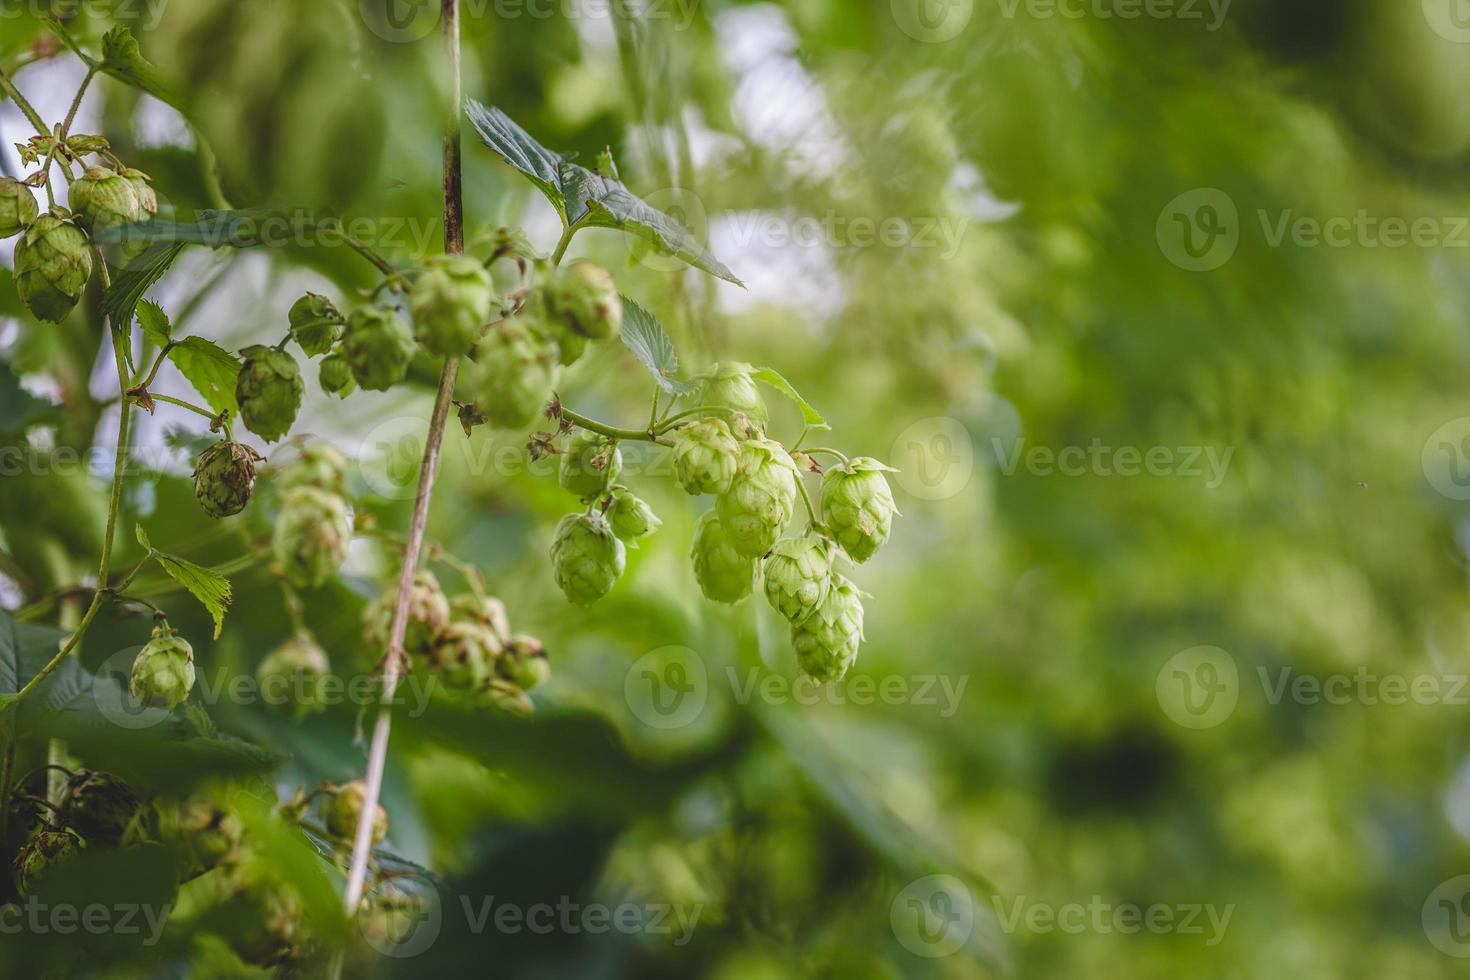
<box><xmin>5</xmin><ymin>0</ymin><xmax>1470</xmax><ymax>976</ymax></box>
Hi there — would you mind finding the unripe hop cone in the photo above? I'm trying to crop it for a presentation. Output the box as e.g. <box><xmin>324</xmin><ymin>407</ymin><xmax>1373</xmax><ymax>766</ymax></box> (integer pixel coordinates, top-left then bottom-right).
<box><xmin>288</xmin><ymin>292</ymin><xmax>344</xmax><ymax>357</ymax></box>
<box><xmin>343</xmin><ymin>306</ymin><xmax>416</xmax><ymax>391</ymax></box>
<box><xmin>193</xmin><ymin>440</ymin><xmax>263</xmax><ymax>518</ymax></box>
<box><xmin>14</xmin><ymin>829</ymin><xmax>82</xmax><ymax>893</ymax></box>
<box><xmin>467</xmin><ymin>319</ymin><xmax>560</xmax><ymax>429</ymax></box>
<box><xmin>545</xmin><ymin>260</ymin><xmax>622</xmax><ymax>339</ymax></box>
<box><xmin>763</xmin><ymin>535</ymin><xmax>834</xmax><ymax>625</ymax></box>
<box><xmin>606</xmin><ymin>485</ymin><xmax>661</xmax><ymax>545</ymax></box>
<box><xmin>255</xmin><ymin>632</ymin><xmax>331</xmax><ymax>719</ymax></box>
<box><xmin>559</xmin><ymin>430</ymin><xmax>622</xmax><ymax>498</ymax></box>
<box><xmin>0</xmin><ymin>176</ymin><xmax>39</xmax><ymax>238</ymax></box>
<box><xmin>691</xmin><ymin>509</ymin><xmax>755</xmax><ymax>604</ymax></box>
<box><xmin>551</xmin><ymin>512</ymin><xmax>625</xmax><ymax>605</ymax></box>
<box><xmin>59</xmin><ymin>771</ymin><xmax>142</xmax><ymax>844</ymax></box>
<box><xmin>499</xmin><ymin>634</ymin><xmax>550</xmax><ymax>691</ymax></box>
<box><xmin>326</xmin><ymin>780</ymin><xmax>387</xmax><ymax>844</ymax></box>
<box><xmin>278</xmin><ymin>443</ymin><xmax>348</xmax><ymax>495</ymax></box>
<box><xmin>14</xmin><ymin>213</ymin><xmax>93</xmax><ymax>323</ymax></box>
<box><xmin>450</xmin><ymin>593</ymin><xmax>511</xmax><ymax>646</ymax></box>
<box><xmin>272</xmin><ymin>487</ymin><xmax>352</xmax><ymax>588</ymax></box>
<box><xmin>791</xmin><ymin>574</ymin><xmax>865</xmax><ymax>684</ymax></box>
<box><xmin>363</xmin><ymin>570</ymin><xmax>451</xmax><ymax>656</ymax></box>
<box><xmin>131</xmin><ymin>622</ymin><xmax>195</xmax><ymax>710</ymax></box>
<box><xmin>410</xmin><ymin>254</ymin><xmax>496</xmax><ymax>356</ymax></box>
<box><xmin>820</xmin><ymin>457</ymin><xmax>899</xmax><ymax>563</ymax></box>
<box><xmin>427</xmin><ymin>621</ymin><xmax>501</xmax><ymax>690</ymax></box>
<box><xmin>696</xmin><ymin>362</ymin><xmax>768</xmax><ymax>431</ymax></box>
<box><xmin>119</xmin><ymin>167</ymin><xmax>158</xmax><ymax>217</ymax></box>
<box><xmin>235</xmin><ymin>345</ymin><xmax>304</xmax><ymax>442</ymax></box>
<box><xmin>716</xmin><ymin>436</ymin><xmax>799</xmax><ymax>558</ymax></box>
<box><xmin>69</xmin><ymin>166</ymin><xmax>141</xmax><ymax>233</ymax></box>
<box><xmin>319</xmin><ymin>351</ymin><xmax>356</xmax><ymax>398</ymax></box>
<box><xmin>670</xmin><ymin>418</ymin><xmax>740</xmax><ymax>496</ymax></box>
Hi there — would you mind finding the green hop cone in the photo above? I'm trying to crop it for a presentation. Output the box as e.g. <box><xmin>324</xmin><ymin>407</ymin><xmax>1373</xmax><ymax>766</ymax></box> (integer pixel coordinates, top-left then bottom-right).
<box><xmin>58</xmin><ymin>771</ymin><xmax>142</xmax><ymax>844</ymax></box>
<box><xmin>326</xmin><ymin>780</ymin><xmax>387</xmax><ymax>844</ymax></box>
<box><xmin>555</xmin><ymin>330</ymin><xmax>588</xmax><ymax>366</ymax></box>
<box><xmin>696</xmin><ymin>362</ymin><xmax>767</xmax><ymax>432</ymax></box>
<box><xmin>450</xmin><ymin>593</ymin><xmax>511</xmax><ymax>645</ymax></box>
<box><xmin>468</xmin><ymin>319</ymin><xmax>560</xmax><ymax>428</ymax></box>
<box><xmin>14</xmin><ymin>213</ymin><xmax>93</xmax><ymax>323</ymax></box>
<box><xmin>498</xmin><ymin>634</ymin><xmax>550</xmax><ymax>691</ymax></box>
<box><xmin>193</xmin><ymin>440</ymin><xmax>263</xmax><ymax>518</ymax></box>
<box><xmin>236</xmin><ymin>345</ymin><xmax>304</xmax><ymax>442</ymax></box>
<box><xmin>763</xmin><ymin>536</ymin><xmax>835</xmax><ymax>625</ymax></box>
<box><xmin>343</xmin><ymin>305</ymin><xmax>416</xmax><ymax>391</ymax></box>
<box><xmin>0</xmin><ymin>176</ymin><xmax>39</xmax><ymax>238</ymax></box>
<box><xmin>545</xmin><ymin>260</ymin><xmax>622</xmax><ymax>339</ymax></box>
<box><xmin>551</xmin><ymin>512</ymin><xmax>625</xmax><ymax>606</ymax></box>
<box><xmin>670</xmin><ymin>418</ymin><xmax>740</xmax><ymax>495</ymax></box>
<box><xmin>68</xmin><ymin>166</ymin><xmax>141</xmax><ymax>233</ymax></box>
<box><xmin>605</xmin><ymin>485</ymin><xmax>661</xmax><ymax>545</ymax></box>
<box><xmin>14</xmin><ymin>829</ymin><xmax>82</xmax><ymax>893</ymax></box>
<box><xmin>215</xmin><ymin>861</ymin><xmax>305</xmax><ymax>967</ymax></box>
<box><xmin>363</xmin><ymin>570</ymin><xmax>452</xmax><ymax>656</ymax></box>
<box><xmin>288</xmin><ymin>292</ymin><xmax>344</xmax><ymax>357</ymax></box>
<box><xmin>690</xmin><ymin>509</ymin><xmax>756</xmax><ymax>604</ymax></box>
<box><xmin>559</xmin><ymin>430</ymin><xmax>622</xmax><ymax>498</ymax></box>
<box><xmin>820</xmin><ymin>457</ymin><xmax>899</xmax><ymax>563</ymax></box>
<box><xmin>427</xmin><ymin>621</ymin><xmax>501</xmax><ymax>690</ymax></box>
<box><xmin>130</xmin><ymin>622</ymin><xmax>195</xmax><ymax>711</ymax></box>
<box><xmin>256</xmin><ymin>632</ymin><xmax>331</xmax><ymax>719</ymax></box>
<box><xmin>173</xmin><ymin>796</ymin><xmax>243</xmax><ymax>874</ymax></box>
<box><xmin>318</xmin><ymin>350</ymin><xmax>356</xmax><ymax>398</ymax></box>
<box><xmin>271</xmin><ymin>487</ymin><xmax>352</xmax><ymax>588</ymax></box>
<box><xmin>791</xmin><ymin>574</ymin><xmax>865</xmax><ymax>684</ymax></box>
<box><xmin>278</xmin><ymin>443</ymin><xmax>348</xmax><ymax>494</ymax></box>
<box><xmin>118</xmin><ymin>167</ymin><xmax>158</xmax><ymax>217</ymax></box>
<box><xmin>410</xmin><ymin>254</ymin><xmax>496</xmax><ymax>356</ymax></box>
<box><xmin>716</xmin><ymin>436</ymin><xmax>799</xmax><ymax>558</ymax></box>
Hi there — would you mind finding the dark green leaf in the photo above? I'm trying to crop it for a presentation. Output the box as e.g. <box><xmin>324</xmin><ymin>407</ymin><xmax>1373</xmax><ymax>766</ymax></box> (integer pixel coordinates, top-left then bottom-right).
<box><xmin>751</xmin><ymin>366</ymin><xmax>829</xmax><ymax>430</ymax></box>
<box><xmin>136</xmin><ymin>299</ymin><xmax>172</xmax><ymax>350</ymax></box>
<box><xmin>153</xmin><ymin>551</ymin><xmax>232</xmax><ymax>640</ymax></box>
<box><xmin>0</xmin><ymin>362</ymin><xmax>58</xmax><ymax>437</ymax></box>
<box><xmin>100</xmin><ymin>242</ymin><xmax>186</xmax><ymax>331</ymax></box>
<box><xmin>619</xmin><ymin>296</ymin><xmax>696</xmax><ymax>395</ymax></box>
<box><xmin>465</xmin><ymin>101</ymin><xmax>567</xmax><ymax>214</ymax></box>
<box><xmin>167</xmin><ymin>336</ymin><xmax>241</xmax><ymax>418</ymax></box>
<box><xmin>0</xmin><ymin>609</ymin><xmax>87</xmax><ymax>725</ymax></box>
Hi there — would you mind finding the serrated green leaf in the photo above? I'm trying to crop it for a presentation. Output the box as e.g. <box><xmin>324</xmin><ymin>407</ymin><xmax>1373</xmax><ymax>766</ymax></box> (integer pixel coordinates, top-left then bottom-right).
<box><xmin>619</xmin><ymin>296</ymin><xmax>696</xmax><ymax>395</ymax></box>
<box><xmin>99</xmin><ymin>26</ymin><xmax>182</xmax><ymax>111</ymax></box>
<box><xmin>152</xmin><ymin>551</ymin><xmax>231</xmax><ymax>640</ymax></box>
<box><xmin>168</xmin><ymin>336</ymin><xmax>241</xmax><ymax>418</ymax></box>
<box><xmin>751</xmin><ymin>367</ymin><xmax>829</xmax><ymax>430</ymax></box>
<box><xmin>101</xmin><ymin>242</ymin><xmax>186</xmax><ymax>331</ymax></box>
<box><xmin>465</xmin><ymin>101</ymin><xmax>566</xmax><ymax>213</ymax></box>
<box><xmin>136</xmin><ymin>299</ymin><xmax>171</xmax><ymax>350</ymax></box>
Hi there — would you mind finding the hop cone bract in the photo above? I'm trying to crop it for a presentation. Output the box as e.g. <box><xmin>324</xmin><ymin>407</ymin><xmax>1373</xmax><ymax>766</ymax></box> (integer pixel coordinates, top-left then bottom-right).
<box><xmin>716</xmin><ymin>436</ymin><xmax>799</xmax><ymax>558</ymax></box>
<box><xmin>690</xmin><ymin>509</ymin><xmax>755</xmax><ymax>604</ymax></box>
<box><xmin>670</xmin><ymin>418</ymin><xmax>740</xmax><ymax>495</ymax></box>
<box><xmin>551</xmin><ymin>512</ymin><xmax>625</xmax><ymax>605</ymax></box>
<box><xmin>762</xmin><ymin>535</ymin><xmax>834</xmax><ymax>625</ymax></box>
<box><xmin>14</xmin><ymin>213</ymin><xmax>93</xmax><ymax>322</ymax></box>
<box><xmin>410</xmin><ymin>254</ymin><xmax>496</xmax><ymax>356</ymax></box>
<box><xmin>791</xmin><ymin>574</ymin><xmax>865</xmax><ymax>684</ymax></box>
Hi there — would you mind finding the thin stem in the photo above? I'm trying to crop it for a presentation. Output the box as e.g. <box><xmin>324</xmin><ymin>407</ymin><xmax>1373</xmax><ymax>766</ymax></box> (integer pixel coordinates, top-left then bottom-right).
<box><xmin>331</xmin><ymin>220</ymin><xmax>400</xmax><ymax>279</ymax></box>
<box><xmin>134</xmin><ymin>343</ymin><xmax>173</xmax><ymax>389</ymax></box>
<box><xmin>647</xmin><ymin>385</ymin><xmax>661</xmax><ymax>432</ymax></box>
<box><xmin>804</xmin><ymin>447</ymin><xmax>849</xmax><ymax>464</ymax></box>
<box><xmin>549</xmin><ymin>220</ymin><xmax>580</xmax><ymax>266</ymax></box>
<box><xmin>145</xmin><ymin>392</ymin><xmax>219</xmax><ymax>422</ymax></box>
<box><xmin>653</xmin><ymin>405</ymin><xmax>736</xmax><ymax>433</ymax></box>
<box><xmin>0</xmin><ymin>66</ymin><xmax>48</xmax><ymax>136</ymax></box>
<box><xmin>795</xmin><ymin>475</ymin><xmax>819</xmax><ymax>526</ymax></box>
<box><xmin>60</xmin><ymin>65</ymin><xmax>97</xmax><ymax>139</ymax></box>
<box><xmin>559</xmin><ymin>407</ymin><xmax>658</xmax><ymax>443</ymax></box>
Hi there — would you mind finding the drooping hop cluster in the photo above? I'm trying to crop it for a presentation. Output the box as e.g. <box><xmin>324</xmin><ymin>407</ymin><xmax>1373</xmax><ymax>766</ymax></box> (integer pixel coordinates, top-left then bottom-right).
<box><xmin>790</xmin><ymin>574</ymin><xmax>866</xmax><ymax>683</ymax></box>
<box><xmin>130</xmin><ymin>621</ymin><xmax>196</xmax><ymax>711</ymax></box>
<box><xmin>9</xmin><ymin>768</ymin><xmax>148</xmax><ymax>895</ymax></box>
<box><xmin>271</xmin><ymin>444</ymin><xmax>355</xmax><ymax>588</ymax></box>
<box><xmin>255</xmin><ymin>631</ymin><xmax>332</xmax><ymax>719</ymax></box>
<box><xmin>236</xmin><ymin>345</ymin><xmax>305</xmax><ymax>443</ymax></box>
<box><xmin>193</xmin><ymin>440</ymin><xmax>264</xmax><ymax>518</ymax></box>
<box><xmin>325</xmin><ymin>780</ymin><xmax>388</xmax><ymax>845</ymax></box>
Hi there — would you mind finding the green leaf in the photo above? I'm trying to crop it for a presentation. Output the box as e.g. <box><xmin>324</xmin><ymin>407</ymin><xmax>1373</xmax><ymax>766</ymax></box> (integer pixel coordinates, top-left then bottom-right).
<box><xmin>98</xmin><ymin>26</ymin><xmax>182</xmax><ymax>111</ymax></box>
<box><xmin>465</xmin><ymin>101</ymin><xmax>567</xmax><ymax>213</ymax></box>
<box><xmin>751</xmin><ymin>367</ymin><xmax>829</xmax><ymax>430</ymax></box>
<box><xmin>0</xmin><ymin>608</ymin><xmax>86</xmax><ymax>725</ymax></box>
<box><xmin>135</xmin><ymin>525</ymin><xmax>151</xmax><ymax>551</ymax></box>
<box><xmin>100</xmin><ymin>242</ymin><xmax>186</xmax><ymax>331</ymax></box>
<box><xmin>619</xmin><ymin>296</ymin><xmax>696</xmax><ymax>395</ymax></box>
<box><xmin>154</xmin><ymin>551</ymin><xmax>232</xmax><ymax>640</ymax></box>
<box><xmin>136</xmin><ymin>300</ymin><xmax>172</xmax><ymax>351</ymax></box>
<box><xmin>97</xmin><ymin>209</ymin><xmax>327</xmax><ymax>248</ymax></box>
<box><xmin>167</xmin><ymin>336</ymin><xmax>241</xmax><ymax>418</ymax></box>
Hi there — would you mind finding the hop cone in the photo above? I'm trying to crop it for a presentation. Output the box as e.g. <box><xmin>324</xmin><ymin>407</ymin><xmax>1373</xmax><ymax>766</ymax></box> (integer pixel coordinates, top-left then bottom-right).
<box><xmin>130</xmin><ymin>623</ymin><xmax>195</xmax><ymax>710</ymax></box>
<box><xmin>193</xmin><ymin>440</ymin><xmax>262</xmax><ymax>518</ymax></box>
<box><xmin>479</xmin><ymin>678</ymin><xmax>534</xmax><ymax>716</ymax></box>
<box><xmin>691</xmin><ymin>509</ymin><xmax>755</xmax><ymax>604</ymax></box>
<box><xmin>696</xmin><ymin>362</ymin><xmax>767</xmax><ymax>431</ymax></box>
<box><xmin>236</xmin><ymin>345</ymin><xmax>304</xmax><ymax>442</ymax></box>
<box><xmin>215</xmin><ymin>861</ymin><xmax>305</xmax><ymax>967</ymax></box>
<box><xmin>427</xmin><ymin>621</ymin><xmax>501</xmax><ymax>690</ymax></box>
<box><xmin>255</xmin><ymin>632</ymin><xmax>331</xmax><ymax>718</ymax></box>
<box><xmin>499</xmin><ymin>634</ymin><xmax>550</xmax><ymax>691</ymax></box>
<box><xmin>14</xmin><ymin>213</ymin><xmax>93</xmax><ymax>322</ymax></box>
<box><xmin>174</xmin><ymin>796</ymin><xmax>242</xmax><ymax>874</ymax></box>
<box><xmin>319</xmin><ymin>350</ymin><xmax>356</xmax><ymax>398</ymax></box>
<box><xmin>272</xmin><ymin>487</ymin><xmax>352</xmax><ymax>588</ymax></box>
<box><xmin>468</xmin><ymin>319</ymin><xmax>560</xmax><ymax>428</ymax></box>
<box><xmin>545</xmin><ymin>260</ymin><xmax>622</xmax><ymax>339</ymax></box>
<box><xmin>551</xmin><ymin>512</ymin><xmax>625</xmax><ymax>605</ymax></box>
<box><xmin>791</xmin><ymin>575</ymin><xmax>865</xmax><ymax>684</ymax></box>
<box><xmin>716</xmin><ymin>436</ymin><xmax>799</xmax><ymax>558</ymax></box>
<box><xmin>0</xmin><ymin>176</ymin><xmax>38</xmax><ymax>238</ymax></box>
<box><xmin>450</xmin><ymin>593</ymin><xmax>511</xmax><ymax>645</ymax></box>
<box><xmin>763</xmin><ymin>536</ymin><xmax>834</xmax><ymax>625</ymax></box>
<box><xmin>670</xmin><ymin>418</ymin><xmax>740</xmax><ymax>495</ymax></box>
<box><xmin>326</xmin><ymin>780</ymin><xmax>387</xmax><ymax>844</ymax></box>
<box><xmin>59</xmin><ymin>771</ymin><xmax>142</xmax><ymax>843</ymax></box>
<box><xmin>343</xmin><ymin>305</ymin><xmax>416</xmax><ymax>391</ymax></box>
<box><xmin>288</xmin><ymin>292</ymin><xmax>344</xmax><ymax>356</ymax></box>
<box><xmin>410</xmin><ymin>254</ymin><xmax>496</xmax><ymax>356</ymax></box>
<box><xmin>559</xmin><ymin>430</ymin><xmax>622</xmax><ymax>498</ymax></box>
<box><xmin>14</xmin><ymin>829</ymin><xmax>82</xmax><ymax>893</ymax></box>
<box><xmin>363</xmin><ymin>570</ymin><xmax>451</xmax><ymax>656</ymax></box>
<box><xmin>820</xmin><ymin>457</ymin><xmax>898</xmax><ymax>563</ymax></box>
<box><xmin>119</xmin><ymin>167</ymin><xmax>158</xmax><ymax>216</ymax></box>
<box><xmin>278</xmin><ymin>443</ymin><xmax>348</xmax><ymax>494</ymax></box>
<box><xmin>69</xmin><ymin>167</ymin><xmax>141</xmax><ymax>233</ymax></box>
<box><xmin>606</xmin><ymin>485</ymin><xmax>661</xmax><ymax>544</ymax></box>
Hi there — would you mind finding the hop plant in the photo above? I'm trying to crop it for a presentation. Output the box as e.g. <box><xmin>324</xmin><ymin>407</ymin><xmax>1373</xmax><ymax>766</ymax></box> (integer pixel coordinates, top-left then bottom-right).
<box><xmin>605</xmin><ymin>485</ymin><xmax>661</xmax><ymax>544</ymax></box>
<box><xmin>326</xmin><ymin>780</ymin><xmax>387</xmax><ymax>844</ymax></box>
<box><xmin>545</xmin><ymin>260</ymin><xmax>622</xmax><ymax>339</ymax></box>
<box><xmin>288</xmin><ymin>292</ymin><xmax>344</xmax><ymax>356</ymax></box>
<box><xmin>68</xmin><ymin>166</ymin><xmax>141</xmax><ymax>233</ymax></box>
<box><xmin>450</xmin><ymin>593</ymin><xmax>511</xmax><ymax>645</ymax></box>
<box><xmin>670</xmin><ymin>418</ymin><xmax>740</xmax><ymax>495</ymax></box>
<box><xmin>690</xmin><ymin>509</ymin><xmax>756</xmax><ymax>604</ymax></box>
<box><xmin>716</xmin><ymin>436</ymin><xmax>799</xmax><ymax>558</ymax></box>
<box><xmin>551</xmin><ymin>512</ymin><xmax>625</xmax><ymax>605</ymax></box>
<box><xmin>499</xmin><ymin>633</ymin><xmax>550</xmax><ymax>691</ymax></box>
<box><xmin>173</xmin><ymin>796</ymin><xmax>243</xmax><ymax>874</ymax></box>
<box><xmin>427</xmin><ymin>621</ymin><xmax>501</xmax><ymax>690</ymax></box>
<box><xmin>410</xmin><ymin>254</ymin><xmax>496</xmax><ymax>356</ymax></box>
<box><xmin>479</xmin><ymin>678</ymin><xmax>534</xmax><ymax>716</ymax></box>
<box><xmin>255</xmin><ymin>632</ymin><xmax>331</xmax><ymax>719</ymax></box>
<box><xmin>696</xmin><ymin>362</ymin><xmax>767</xmax><ymax>431</ymax></box>
<box><xmin>0</xmin><ymin>176</ymin><xmax>39</xmax><ymax>238</ymax></box>
<box><xmin>319</xmin><ymin>350</ymin><xmax>356</xmax><ymax>397</ymax></box>
<box><xmin>272</xmin><ymin>487</ymin><xmax>352</xmax><ymax>588</ymax></box>
<box><xmin>14</xmin><ymin>829</ymin><xmax>82</xmax><ymax>892</ymax></box>
<box><xmin>278</xmin><ymin>443</ymin><xmax>348</xmax><ymax>494</ymax></box>
<box><xmin>130</xmin><ymin>622</ymin><xmax>195</xmax><ymax>710</ymax></box>
<box><xmin>820</xmin><ymin>457</ymin><xmax>899</xmax><ymax>563</ymax></box>
<box><xmin>118</xmin><ymin>167</ymin><xmax>157</xmax><ymax>216</ymax></box>
<box><xmin>193</xmin><ymin>440</ymin><xmax>263</xmax><ymax>518</ymax></box>
<box><xmin>468</xmin><ymin>319</ymin><xmax>560</xmax><ymax>428</ymax></box>
<box><xmin>214</xmin><ymin>860</ymin><xmax>306</xmax><ymax>967</ymax></box>
<box><xmin>236</xmin><ymin>345</ymin><xmax>304</xmax><ymax>442</ymax></box>
<box><xmin>559</xmin><ymin>430</ymin><xmax>622</xmax><ymax>498</ymax></box>
<box><xmin>14</xmin><ymin>212</ymin><xmax>94</xmax><ymax>322</ymax></box>
<box><xmin>364</xmin><ymin>570</ymin><xmax>452</xmax><ymax>656</ymax></box>
<box><xmin>58</xmin><ymin>771</ymin><xmax>142</xmax><ymax>843</ymax></box>
<box><xmin>790</xmin><ymin>574</ymin><xmax>865</xmax><ymax>684</ymax></box>
<box><xmin>343</xmin><ymin>305</ymin><xmax>416</xmax><ymax>391</ymax></box>
<box><xmin>763</xmin><ymin>536</ymin><xmax>834</xmax><ymax>625</ymax></box>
